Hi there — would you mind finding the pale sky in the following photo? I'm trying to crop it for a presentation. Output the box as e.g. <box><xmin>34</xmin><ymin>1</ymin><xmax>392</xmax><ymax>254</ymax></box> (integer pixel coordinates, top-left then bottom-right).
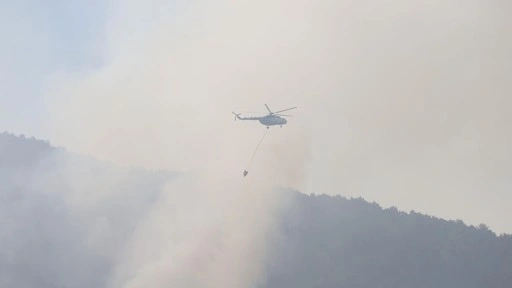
<box><xmin>2</xmin><ymin>0</ymin><xmax>512</xmax><ymax>234</ymax></box>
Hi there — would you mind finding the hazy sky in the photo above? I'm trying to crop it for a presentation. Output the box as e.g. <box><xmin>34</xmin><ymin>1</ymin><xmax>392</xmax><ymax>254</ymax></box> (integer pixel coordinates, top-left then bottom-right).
<box><xmin>2</xmin><ymin>0</ymin><xmax>512</xmax><ymax>234</ymax></box>
<box><xmin>0</xmin><ymin>0</ymin><xmax>105</xmax><ymax>134</ymax></box>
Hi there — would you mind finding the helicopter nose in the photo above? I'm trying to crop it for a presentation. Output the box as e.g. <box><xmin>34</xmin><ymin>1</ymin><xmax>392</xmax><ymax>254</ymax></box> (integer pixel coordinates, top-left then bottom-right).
<box><xmin>283</xmin><ymin>119</ymin><xmax>287</xmax><ymax>124</ymax></box>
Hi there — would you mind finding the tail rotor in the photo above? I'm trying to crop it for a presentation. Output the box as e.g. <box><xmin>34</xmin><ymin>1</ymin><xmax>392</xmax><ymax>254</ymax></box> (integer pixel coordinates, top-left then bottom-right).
<box><xmin>232</xmin><ymin>112</ymin><xmax>241</xmax><ymax>120</ymax></box>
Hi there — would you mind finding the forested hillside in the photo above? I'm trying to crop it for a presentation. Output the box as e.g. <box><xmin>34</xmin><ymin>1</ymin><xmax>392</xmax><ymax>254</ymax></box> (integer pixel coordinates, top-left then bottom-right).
<box><xmin>1</xmin><ymin>133</ymin><xmax>511</xmax><ymax>287</ymax></box>
<box><xmin>264</xmin><ymin>191</ymin><xmax>512</xmax><ymax>288</ymax></box>
<box><xmin>0</xmin><ymin>132</ymin><xmax>173</xmax><ymax>288</ymax></box>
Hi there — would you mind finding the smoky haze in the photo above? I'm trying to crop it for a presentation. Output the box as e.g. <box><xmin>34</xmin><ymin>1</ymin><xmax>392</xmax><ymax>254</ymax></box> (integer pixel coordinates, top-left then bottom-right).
<box><xmin>3</xmin><ymin>133</ymin><xmax>511</xmax><ymax>287</ymax></box>
<box><xmin>30</xmin><ymin>0</ymin><xmax>512</xmax><ymax>286</ymax></box>
<box><xmin>44</xmin><ymin>0</ymin><xmax>511</xmax><ymax>232</ymax></box>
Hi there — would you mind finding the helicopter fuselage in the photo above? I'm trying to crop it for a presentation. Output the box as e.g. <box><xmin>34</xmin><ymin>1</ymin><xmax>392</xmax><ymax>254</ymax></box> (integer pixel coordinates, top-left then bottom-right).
<box><xmin>259</xmin><ymin>114</ymin><xmax>287</xmax><ymax>126</ymax></box>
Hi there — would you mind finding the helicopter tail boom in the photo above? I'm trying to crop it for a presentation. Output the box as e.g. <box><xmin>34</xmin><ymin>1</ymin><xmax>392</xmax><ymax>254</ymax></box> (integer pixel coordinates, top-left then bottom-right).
<box><xmin>232</xmin><ymin>112</ymin><xmax>260</xmax><ymax>121</ymax></box>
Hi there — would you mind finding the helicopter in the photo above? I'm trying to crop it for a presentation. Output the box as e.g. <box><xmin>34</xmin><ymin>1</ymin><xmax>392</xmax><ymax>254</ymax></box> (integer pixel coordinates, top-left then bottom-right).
<box><xmin>232</xmin><ymin>104</ymin><xmax>297</xmax><ymax>129</ymax></box>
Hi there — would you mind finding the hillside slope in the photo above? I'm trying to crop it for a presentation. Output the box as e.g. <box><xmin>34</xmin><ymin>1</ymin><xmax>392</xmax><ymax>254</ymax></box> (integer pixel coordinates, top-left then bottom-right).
<box><xmin>0</xmin><ymin>132</ymin><xmax>174</xmax><ymax>288</ymax></box>
<box><xmin>1</xmin><ymin>133</ymin><xmax>511</xmax><ymax>287</ymax></box>
<box><xmin>264</xmin><ymin>191</ymin><xmax>512</xmax><ymax>288</ymax></box>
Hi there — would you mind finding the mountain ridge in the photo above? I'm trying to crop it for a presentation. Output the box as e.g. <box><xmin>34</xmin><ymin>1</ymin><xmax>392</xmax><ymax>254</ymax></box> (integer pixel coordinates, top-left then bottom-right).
<box><xmin>1</xmin><ymin>132</ymin><xmax>511</xmax><ymax>287</ymax></box>
<box><xmin>2</xmin><ymin>131</ymin><xmax>503</xmax><ymax>236</ymax></box>
<box><xmin>265</xmin><ymin>190</ymin><xmax>512</xmax><ymax>287</ymax></box>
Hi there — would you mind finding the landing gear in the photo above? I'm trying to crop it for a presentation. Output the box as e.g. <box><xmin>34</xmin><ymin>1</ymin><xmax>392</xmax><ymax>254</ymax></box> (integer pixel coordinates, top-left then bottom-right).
<box><xmin>280</xmin><ymin>125</ymin><xmax>282</xmax><ymax>128</ymax></box>
<box><xmin>267</xmin><ymin>126</ymin><xmax>269</xmax><ymax>129</ymax></box>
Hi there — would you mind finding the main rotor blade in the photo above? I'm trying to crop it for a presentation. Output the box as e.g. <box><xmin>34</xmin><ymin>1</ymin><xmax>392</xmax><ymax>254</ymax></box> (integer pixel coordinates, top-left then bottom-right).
<box><xmin>265</xmin><ymin>104</ymin><xmax>272</xmax><ymax>114</ymax></box>
<box><xmin>274</xmin><ymin>106</ymin><xmax>297</xmax><ymax>114</ymax></box>
<box><xmin>275</xmin><ymin>114</ymin><xmax>293</xmax><ymax>117</ymax></box>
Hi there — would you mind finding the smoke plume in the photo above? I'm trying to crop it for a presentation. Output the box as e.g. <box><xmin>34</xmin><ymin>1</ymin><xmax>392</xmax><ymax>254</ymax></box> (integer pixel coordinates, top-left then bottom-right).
<box><xmin>36</xmin><ymin>1</ymin><xmax>512</xmax><ymax>286</ymax></box>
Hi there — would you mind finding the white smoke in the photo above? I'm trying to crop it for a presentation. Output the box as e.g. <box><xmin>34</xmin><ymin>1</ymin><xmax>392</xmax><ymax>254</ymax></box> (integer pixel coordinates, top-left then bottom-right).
<box><xmin>38</xmin><ymin>1</ymin><xmax>512</xmax><ymax>287</ymax></box>
<box><xmin>107</xmin><ymin>175</ymin><xmax>283</xmax><ymax>288</ymax></box>
<box><xmin>42</xmin><ymin>2</ymin><xmax>311</xmax><ymax>286</ymax></box>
